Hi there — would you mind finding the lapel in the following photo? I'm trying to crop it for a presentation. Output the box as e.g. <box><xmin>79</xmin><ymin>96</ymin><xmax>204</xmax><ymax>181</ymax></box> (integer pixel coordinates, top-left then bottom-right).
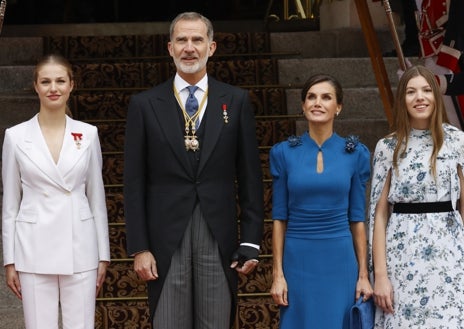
<box><xmin>197</xmin><ymin>78</ymin><xmax>228</xmax><ymax>175</ymax></box>
<box><xmin>149</xmin><ymin>80</ymin><xmax>195</xmax><ymax>177</ymax></box>
<box><xmin>58</xmin><ymin>116</ymin><xmax>92</xmax><ymax>178</ymax></box>
<box><xmin>16</xmin><ymin>115</ymin><xmax>91</xmax><ymax>190</ymax></box>
<box><xmin>149</xmin><ymin>78</ymin><xmax>228</xmax><ymax>177</ymax></box>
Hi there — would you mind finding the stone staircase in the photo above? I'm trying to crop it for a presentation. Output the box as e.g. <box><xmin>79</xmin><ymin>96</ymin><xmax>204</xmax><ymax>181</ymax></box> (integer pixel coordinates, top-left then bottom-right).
<box><xmin>0</xmin><ymin>22</ymin><xmax>404</xmax><ymax>328</ymax></box>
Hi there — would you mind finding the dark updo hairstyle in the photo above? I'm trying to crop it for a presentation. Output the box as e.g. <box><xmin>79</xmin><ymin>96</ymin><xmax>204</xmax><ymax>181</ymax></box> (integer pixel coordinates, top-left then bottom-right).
<box><xmin>300</xmin><ymin>73</ymin><xmax>343</xmax><ymax>105</ymax></box>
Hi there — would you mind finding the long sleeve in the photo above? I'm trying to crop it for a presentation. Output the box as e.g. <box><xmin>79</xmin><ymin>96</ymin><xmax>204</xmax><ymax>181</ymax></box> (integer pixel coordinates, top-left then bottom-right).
<box><xmin>85</xmin><ymin>127</ymin><xmax>110</xmax><ymax>262</ymax></box>
<box><xmin>1</xmin><ymin>129</ymin><xmax>22</xmax><ymax>266</ymax></box>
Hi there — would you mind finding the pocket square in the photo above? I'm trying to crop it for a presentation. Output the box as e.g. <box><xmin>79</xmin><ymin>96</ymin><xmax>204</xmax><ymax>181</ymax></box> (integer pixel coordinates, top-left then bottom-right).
<box><xmin>350</xmin><ymin>296</ymin><xmax>375</xmax><ymax>329</ymax></box>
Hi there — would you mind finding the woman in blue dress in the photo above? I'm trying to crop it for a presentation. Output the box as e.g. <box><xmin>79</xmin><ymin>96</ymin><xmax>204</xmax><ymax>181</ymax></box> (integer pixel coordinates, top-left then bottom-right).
<box><xmin>270</xmin><ymin>73</ymin><xmax>373</xmax><ymax>328</ymax></box>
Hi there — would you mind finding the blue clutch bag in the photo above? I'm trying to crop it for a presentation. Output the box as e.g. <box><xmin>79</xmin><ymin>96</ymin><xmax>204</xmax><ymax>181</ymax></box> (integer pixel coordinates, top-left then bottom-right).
<box><xmin>350</xmin><ymin>296</ymin><xmax>375</xmax><ymax>329</ymax></box>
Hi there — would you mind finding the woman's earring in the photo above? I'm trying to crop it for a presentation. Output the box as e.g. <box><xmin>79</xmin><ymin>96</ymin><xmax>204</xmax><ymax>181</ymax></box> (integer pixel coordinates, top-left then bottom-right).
<box><xmin>336</xmin><ymin>112</ymin><xmax>339</xmax><ymax>116</ymax></box>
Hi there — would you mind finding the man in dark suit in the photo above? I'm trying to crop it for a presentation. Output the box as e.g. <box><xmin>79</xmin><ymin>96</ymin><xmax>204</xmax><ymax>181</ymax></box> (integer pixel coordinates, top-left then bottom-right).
<box><xmin>123</xmin><ymin>11</ymin><xmax>264</xmax><ymax>329</ymax></box>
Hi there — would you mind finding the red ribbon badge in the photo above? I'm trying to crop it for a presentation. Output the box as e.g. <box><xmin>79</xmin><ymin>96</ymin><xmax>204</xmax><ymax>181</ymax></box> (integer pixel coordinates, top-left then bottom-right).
<box><xmin>222</xmin><ymin>104</ymin><xmax>229</xmax><ymax>124</ymax></box>
<box><xmin>71</xmin><ymin>132</ymin><xmax>83</xmax><ymax>149</ymax></box>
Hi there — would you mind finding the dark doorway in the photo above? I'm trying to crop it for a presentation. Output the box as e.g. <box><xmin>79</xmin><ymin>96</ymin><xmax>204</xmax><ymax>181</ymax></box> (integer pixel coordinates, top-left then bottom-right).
<box><xmin>4</xmin><ymin>0</ymin><xmax>270</xmax><ymax>24</ymax></box>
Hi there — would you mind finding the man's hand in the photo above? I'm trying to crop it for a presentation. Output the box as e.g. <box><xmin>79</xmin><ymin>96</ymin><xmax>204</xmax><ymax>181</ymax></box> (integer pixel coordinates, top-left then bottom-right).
<box><xmin>230</xmin><ymin>246</ymin><xmax>259</xmax><ymax>275</ymax></box>
<box><xmin>133</xmin><ymin>251</ymin><xmax>158</xmax><ymax>281</ymax></box>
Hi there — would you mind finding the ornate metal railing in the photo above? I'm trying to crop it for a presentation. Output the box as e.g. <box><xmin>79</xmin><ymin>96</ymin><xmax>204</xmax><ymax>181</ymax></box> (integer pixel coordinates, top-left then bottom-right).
<box><xmin>267</xmin><ymin>0</ymin><xmax>322</xmax><ymax>21</ymax></box>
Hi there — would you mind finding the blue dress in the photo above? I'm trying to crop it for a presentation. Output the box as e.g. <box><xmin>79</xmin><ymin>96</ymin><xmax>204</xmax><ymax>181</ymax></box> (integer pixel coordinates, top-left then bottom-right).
<box><xmin>270</xmin><ymin>132</ymin><xmax>371</xmax><ymax>329</ymax></box>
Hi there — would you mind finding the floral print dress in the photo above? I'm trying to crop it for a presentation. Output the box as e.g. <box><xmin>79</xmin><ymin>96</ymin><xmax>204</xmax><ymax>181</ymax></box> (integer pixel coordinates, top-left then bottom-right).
<box><xmin>369</xmin><ymin>124</ymin><xmax>464</xmax><ymax>329</ymax></box>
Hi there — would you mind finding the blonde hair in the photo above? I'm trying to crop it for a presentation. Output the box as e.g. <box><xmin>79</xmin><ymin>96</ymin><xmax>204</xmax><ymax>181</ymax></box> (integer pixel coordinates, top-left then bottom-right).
<box><xmin>34</xmin><ymin>53</ymin><xmax>74</xmax><ymax>83</ymax></box>
<box><xmin>34</xmin><ymin>54</ymin><xmax>75</xmax><ymax>117</ymax></box>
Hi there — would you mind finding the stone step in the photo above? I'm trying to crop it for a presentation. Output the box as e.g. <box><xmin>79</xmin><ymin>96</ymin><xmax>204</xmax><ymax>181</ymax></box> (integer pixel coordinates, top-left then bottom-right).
<box><xmin>0</xmin><ymin>37</ymin><xmax>43</xmax><ymax>66</ymax></box>
<box><xmin>278</xmin><ymin>57</ymin><xmax>406</xmax><ymax>88</ymax></box>
<box><xmin>0</xmin><ymin>66</ymin><xmax>35</xmax><ymax>92</ymax></box>
<box><xmin>270</xmin><ymin>28</ymin><xmax>398</xmax><ymax>58</ymax></box>
<box><xmin>0</xmin><ymin>92</ymin><xmax>38</xmax><ymax>145</ymax></box>
<box><xmin>286</xmin><ymin>86</ymin><xmax>389</xmax><ymax>119</ymax></box>
<box><xmin>0</xmin><ymin>28</ymin><xmax>395</xmax><ymax>63</ymax></box>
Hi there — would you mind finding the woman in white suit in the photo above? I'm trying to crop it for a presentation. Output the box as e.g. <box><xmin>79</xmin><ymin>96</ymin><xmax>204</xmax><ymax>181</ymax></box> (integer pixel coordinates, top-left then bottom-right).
<box><xmin>2</xmin><ymin>54</ymin><xmax>110</xmax><ymax>329</ymax></box>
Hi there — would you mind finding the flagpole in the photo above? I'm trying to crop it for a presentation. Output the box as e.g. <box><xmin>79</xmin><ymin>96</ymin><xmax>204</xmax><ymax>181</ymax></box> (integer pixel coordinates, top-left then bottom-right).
<box><xmin>354</xmin><ymin>0</ymin><xmax>394</xmax><ymax>126</ymax></box>
<box><xmin>382</xmin><ymin>0</ymin><xmax>407</xmax><ymax>70</ymax></box>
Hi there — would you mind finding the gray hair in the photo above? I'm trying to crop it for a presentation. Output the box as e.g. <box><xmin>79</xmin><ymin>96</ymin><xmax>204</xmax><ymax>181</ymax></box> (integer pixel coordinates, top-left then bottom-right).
<box><xmin>169</xmin><ymin>12</ymin><xmax>214</xmax><ymax>42</ymax></box>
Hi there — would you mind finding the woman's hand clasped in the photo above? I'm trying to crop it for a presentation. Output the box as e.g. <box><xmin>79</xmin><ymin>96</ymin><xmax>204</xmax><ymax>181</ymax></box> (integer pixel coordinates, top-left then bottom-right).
<box><xmin>356</xmin><ymin>276</ymin><xmax>374</xmax><ymax>301</ymax></box>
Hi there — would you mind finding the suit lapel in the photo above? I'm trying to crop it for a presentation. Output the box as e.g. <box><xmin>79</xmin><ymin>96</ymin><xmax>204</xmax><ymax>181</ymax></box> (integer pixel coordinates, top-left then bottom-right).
<box><xmin>197</xmin><ymin>79</ymin><xmax>227</xmax><ymax>175</ymax></box>
<box><xmin>17</xmin><ymin>115</ymin><xmax>69</xmax><ymax>190</ymax></box>
<box><xmin>149</xmin><ymin>80</ymin><xmax>195</xmax><ymax>178</ymax></box>
<box><xmin>57</xmin><ymin>116</ymin><xmax>91</xmax><ymax>178</ymax></box>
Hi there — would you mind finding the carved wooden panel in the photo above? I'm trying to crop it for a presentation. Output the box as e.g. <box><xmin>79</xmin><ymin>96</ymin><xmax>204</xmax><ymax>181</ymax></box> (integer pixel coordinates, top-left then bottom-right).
<box><xmin>72</xmin><ymin>62</ymin><xmax>170</xmax><ymax>89</ymax></box>
<box><xmin>94</xmin><ymin>121</ymin><xmax>126</xmax><ymax>153</ymax></box>
<box><xmin>207</xmin><ymin>58</ymin><xmax>279</xmax><ymax>85</ymax></box>
<box><xmin>44</xmin><ymin>32</ymin><xmax>270</xmax><ymax>60</ymax></box>
<box><xmin>71</xmin><ymin>59</ymin><xmax>278</xmax><ymax>90</ymax></box>
<box><xmin>249</xmin><ymin>87</ymin><xmax>287</xmax><ymax>116</ymax></box>
<box><xmin>106</xmin><ymin>190</ymin><xmax>125</xmax><ymax>224</ymax></box>
<box><xmin>255</xmin><ymin>118</ymin><xmax>296</xmax><ymax>147</ymax></box>
<box><xmin>71</xmin><ymin>86</ymin><xmax>286</xmax><ymax>120</ymax></box>
<box><xmin>100</xmin><ymin>261</ymin><xmax>146</xmax><ymax>299</ymax></box>
<box><xmin>71</xmin><ymin>90</ymin><xmax>135</xmax><ymax>120</ymax></box>
<box><xmin>235</xmin><ymin>297</ymin><xmax>280</xmax><ymax>329</ymax></box>
<box><xmin>263</xmin><ymin>180</ymin><xmax>273</xmax><ymax>219</ymax></box>
<box><xmin>102</xmin><ymin>153</ymin><xmax>124</xmax><ymax>185</ymax></box>
<box><xmin>109</xmin><ymin>225</ymin><xmax>128</xmax><ymax>259</ymax></box>
<box><xmin>96</xmin><ymin>300</ymin><xmax>151</xmax><ymax>329</ymax></box>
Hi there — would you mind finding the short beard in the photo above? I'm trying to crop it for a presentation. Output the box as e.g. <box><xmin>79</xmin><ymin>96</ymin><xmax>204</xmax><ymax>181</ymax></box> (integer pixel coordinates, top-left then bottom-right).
<box><xmin>174</xmin><ymin>55</ymin><xmax>209</xmax><ymax>75</ymax></box>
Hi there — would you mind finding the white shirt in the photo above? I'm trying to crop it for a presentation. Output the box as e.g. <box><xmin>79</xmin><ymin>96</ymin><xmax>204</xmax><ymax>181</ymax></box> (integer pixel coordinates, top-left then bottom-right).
<box><xmin>174</xmin><ymin>73</ymin><xmax>208</xmax><ymax>124</ymax></box>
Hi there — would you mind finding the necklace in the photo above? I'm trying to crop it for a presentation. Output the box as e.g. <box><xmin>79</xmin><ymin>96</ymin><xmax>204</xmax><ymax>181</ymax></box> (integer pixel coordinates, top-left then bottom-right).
<box><xmin>174</xmin><ymin>84</ymin><xmax>208</xmax><ymax>152</ymax></box>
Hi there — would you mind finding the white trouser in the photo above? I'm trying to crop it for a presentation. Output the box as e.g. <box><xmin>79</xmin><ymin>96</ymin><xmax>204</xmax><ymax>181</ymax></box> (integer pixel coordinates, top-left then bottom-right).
<box><xmin>19</xmin><ymin>270</ymin><xmax>97</xmax><ymax>329</ymax></box>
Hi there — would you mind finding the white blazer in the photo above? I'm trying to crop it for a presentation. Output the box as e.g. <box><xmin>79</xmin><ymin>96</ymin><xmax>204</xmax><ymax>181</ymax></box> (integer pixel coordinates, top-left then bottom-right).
<box><xmin>2</xmin><ymin>114</ymin><xmax>110</xmax><ymax>274</ymax></box>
